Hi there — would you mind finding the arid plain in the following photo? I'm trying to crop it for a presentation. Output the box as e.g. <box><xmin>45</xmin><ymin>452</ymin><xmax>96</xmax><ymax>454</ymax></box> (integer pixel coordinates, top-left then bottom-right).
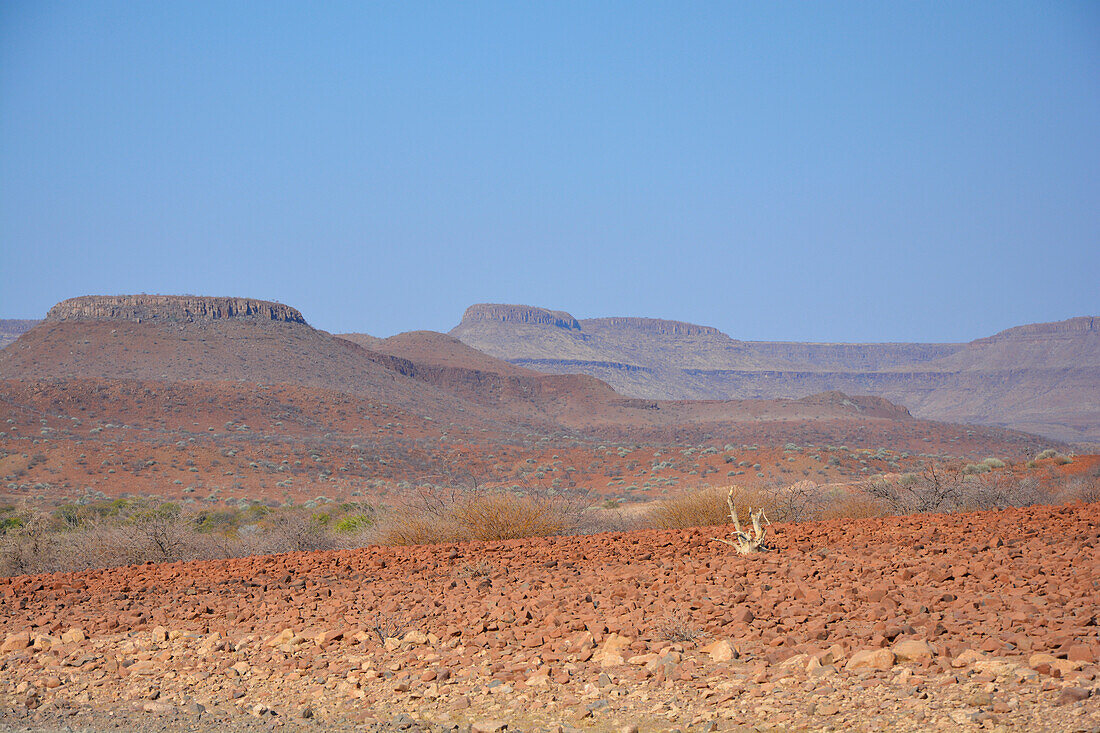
<box><xmin>0</xmin><ymin>295</ymin><xmax>1097</xmax><ymax>732</ymax></box>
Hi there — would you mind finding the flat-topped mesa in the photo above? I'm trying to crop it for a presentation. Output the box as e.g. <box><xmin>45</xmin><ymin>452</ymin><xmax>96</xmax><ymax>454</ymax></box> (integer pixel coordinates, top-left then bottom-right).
<box><xmin>582</xmin><ymin>316</ymin><xmax>722</xmax><ymax>337</ymax></box>
<box><xmin>45</xmin><ymin>295</ymin><xmax>307</xmax><ymax>325</ymax></box>
<box><xmin>458</xmin><ymin>304</ymin><xmax>581</xmax><ymax>330</ymax></box>
<box><xmin>974</xmin><ymin>316</ymin><xmax>1098</xmax><ymax>343</ymax></box>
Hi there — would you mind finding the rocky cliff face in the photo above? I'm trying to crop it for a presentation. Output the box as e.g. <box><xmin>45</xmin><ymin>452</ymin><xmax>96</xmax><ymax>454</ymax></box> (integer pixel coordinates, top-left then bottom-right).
<box><xmin>975</xmin><ymin>316</ymin><xmax>1097</xmax><ymax>343</ymax></box>
<box><xmin>45</xmin><ymin>295</ymin><xmax>307</xmax><ymax>325</ymax></box>
<box><xmin>458</xmin><ymin>304</ymin><xmax>581</xmax><ymax>330</ymax></box>
<box><xmin>581</xmin><ymin>317</ymin><xmax>721</xmax><ymax>337</ymax></box>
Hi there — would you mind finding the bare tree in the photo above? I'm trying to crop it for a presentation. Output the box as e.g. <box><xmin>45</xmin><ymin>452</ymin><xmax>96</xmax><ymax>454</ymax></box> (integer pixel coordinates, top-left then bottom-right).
<box><xmin>712</xmin><ymin>488</ymin><xmax>772</xmax><ymax>554</ymax></box>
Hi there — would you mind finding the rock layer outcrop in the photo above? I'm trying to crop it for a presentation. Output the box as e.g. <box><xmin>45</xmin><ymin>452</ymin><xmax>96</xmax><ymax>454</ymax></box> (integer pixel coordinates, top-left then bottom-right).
<box><xmin>458</xmin><ymin>304</ymin><xmax>581</xmax><ymax>330</ymax></box>
<box><xmin>45</xmin><ymin>295</ymin><xmax>307</xmax><ymax>324</ymax></box>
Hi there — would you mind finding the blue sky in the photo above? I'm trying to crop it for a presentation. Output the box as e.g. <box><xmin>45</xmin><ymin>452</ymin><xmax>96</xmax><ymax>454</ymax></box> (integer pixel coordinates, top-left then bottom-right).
<box><xmin>2</xmin><ymin>2</ymin><xmax>1097</xmax><ymax>342</ymax></box>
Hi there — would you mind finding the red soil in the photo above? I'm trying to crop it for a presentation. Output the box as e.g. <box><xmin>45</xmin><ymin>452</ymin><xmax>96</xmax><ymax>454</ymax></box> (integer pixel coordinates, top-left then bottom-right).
<box><xmin>1</xmin><ymin>378</ymin><xmax>1062</xmax><ymax>508</ymax></box>
<box><xmin>0</xmin><ymin>504</ymin><xmax>1097</xmax><ymax>729</ymax></box>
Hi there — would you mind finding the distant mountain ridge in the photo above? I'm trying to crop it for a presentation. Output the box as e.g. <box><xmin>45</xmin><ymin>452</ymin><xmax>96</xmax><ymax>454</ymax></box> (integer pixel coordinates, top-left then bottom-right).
<box><xmin>450</xmin><ymin>304</ymin><xmax>1100</xmax><ymax>444</ymax></box>
<box><xmin>1</xmin><ymin>295</ymin><xmax>1049</xmax><ymax>457</ymax></box>
<box><xmin>0</xmin><ymin>320</ymin><xmax>38</xmax><ymax>350</ymax></box>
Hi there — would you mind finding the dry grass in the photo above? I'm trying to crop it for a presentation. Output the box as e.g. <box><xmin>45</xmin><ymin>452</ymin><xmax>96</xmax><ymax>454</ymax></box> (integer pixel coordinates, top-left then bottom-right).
<box><xmin>817</xmin><ymin>493</ymin><xmax>890</xmax><ymax>520</ymax></box>
<box><xmin>651</xmin><ymin>615</ymin><xmax>711</xmax><ymax>645</ymax></box>
<box><xmin>370</xmin><ymin>490</ymin><xmax>585</xmax><ymax>546</ymax></box>
<box><xmin>646</xmin><ymin>485</ymin><xmax>778</xmax><ymax>530</ymax></box>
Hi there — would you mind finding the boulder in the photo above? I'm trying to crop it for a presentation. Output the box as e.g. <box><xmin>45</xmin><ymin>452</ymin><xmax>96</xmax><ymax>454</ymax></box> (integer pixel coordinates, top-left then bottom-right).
<box><xmin>845</xmin><ymin>649</ymin><xmax>895</xmax><ymax>672</ymax></box>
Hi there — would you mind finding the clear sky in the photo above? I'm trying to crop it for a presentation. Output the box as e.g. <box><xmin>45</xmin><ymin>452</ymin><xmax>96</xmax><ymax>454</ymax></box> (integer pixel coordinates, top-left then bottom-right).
<box><xmin>2</xmin><ymin>2</ymin><xmax>1098</xmax><ymax>342</ymax></box>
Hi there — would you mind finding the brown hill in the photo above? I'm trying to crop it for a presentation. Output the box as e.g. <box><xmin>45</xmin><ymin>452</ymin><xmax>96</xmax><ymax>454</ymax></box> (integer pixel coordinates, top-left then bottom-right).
<box><xmin>450</xmin><ymin>304</ymin><xmax>1100</xmax><ymax>444</ymax></box>
<box><xmin>0</xmin><ymin>296</ymin><xmax>510</xmax><ymax>430</ymax></box>
<box><xmin>340</xmin><ymin>330</ymin><xmax>535</xmax><ymax>377</ymax></box>
<box><xmin>0</xmin><ymin>296</ymin><xmax>1053</xmax><ymax>508</ymax></box>
<box><xmin>2</xmin><ymin>297</ymin><xmax>1057</xmax><ymax>451</ymax></box>
<box><xmin>4</xmin><ymin>297</ymin><xmax>991</xmax><ymax>445</ymax></box>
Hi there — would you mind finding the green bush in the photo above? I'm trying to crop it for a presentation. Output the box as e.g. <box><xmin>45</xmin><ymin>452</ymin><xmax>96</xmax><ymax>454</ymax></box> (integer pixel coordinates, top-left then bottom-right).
<box><xmin>334</xmin><ymin>514</ymin><xmax>373</xmax><ymax>533</ymax></box>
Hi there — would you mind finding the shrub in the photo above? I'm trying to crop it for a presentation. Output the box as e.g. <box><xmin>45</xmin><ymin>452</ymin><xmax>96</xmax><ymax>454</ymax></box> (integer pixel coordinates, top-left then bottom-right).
<box><xmin>334</xmin><ymin>514</ymin><xmax>373</xmax><ymax>533</ymax></box>
<box><xmin>370</xmin><ymin>488</ymin><xmax>584</xmax><ymax>546</ymax></box>
<box><xmin>646</xmin><ymin>486</ymin><xmax>776</xmax><ymax>530</ymax></box>
<box><xmin>818</xmin><ymin>493</ymin><xmax>890</xmax><ymax>520</ymax></box>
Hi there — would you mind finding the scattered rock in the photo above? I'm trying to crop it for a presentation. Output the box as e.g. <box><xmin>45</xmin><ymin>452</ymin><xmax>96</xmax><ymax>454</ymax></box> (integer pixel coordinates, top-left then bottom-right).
<box><xmin>892</xmin><ymin>639</ymin><xmax>934</xmax><ymax>663</ymax></box>
<box><xmin>1</xmin><ymin>632</ymin><xmax>31</xmax><ymax>653</ymax></box>
<box><xmin>845</xmin><ymin>649</ymin><xmax>895</xmax><ymax>672</ymax></box>
<box><xmin>701</xmin><ymin>639</ymin><xmax>736</xmax><ymax>663</ymax></box>
<box><xmin>471</xmin><ymin>721</ymin><xmax>507</xmax><ymax>733</ymax></box>
<box><xmin>593</xmin><ymin>634</ymin><xmax>632</xmax><ymax>668</ymax></box>
<box><xmin>1056</xmin><ymin>687</ymin><xmax>1091</xmax><ymax>705</ymax></box>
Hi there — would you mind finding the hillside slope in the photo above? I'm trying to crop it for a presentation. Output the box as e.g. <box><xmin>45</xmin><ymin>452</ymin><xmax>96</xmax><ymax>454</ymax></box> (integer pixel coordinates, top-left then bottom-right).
<box><xmin>451</xmin><ymin>305</ymin><xmax>1100</xmax><ymax>444</ymax></box>
<box><xmin>0</xmin><ymin>296</ymin><xmax>513</xmax><ymax>431</ymax></box>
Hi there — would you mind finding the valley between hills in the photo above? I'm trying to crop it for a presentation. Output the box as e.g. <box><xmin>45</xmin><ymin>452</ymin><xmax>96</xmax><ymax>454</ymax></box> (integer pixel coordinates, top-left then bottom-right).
<box><xmin>0</xmin><ymin>295</ymin><xmax>1096</xmax><ymax>732</ymax></box>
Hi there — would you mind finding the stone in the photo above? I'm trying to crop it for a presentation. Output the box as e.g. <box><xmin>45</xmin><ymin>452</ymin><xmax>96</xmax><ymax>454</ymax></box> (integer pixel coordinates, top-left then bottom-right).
<box><xmin>1056</xmin><ymin>687</ymin><xmax>1091</xmax><ymax>705</ymax></box>
<box><xmin>1051</xmin><ymin>659</ymin><xmax>1083</xmax><ymax>676</ymax></box>
<box><xmin>150</xmin><ymin>626</ymin><xmax>168</xmax><ymax>643</ymax></box>
<box><xmin>731</xmin><ymin>607</ymin><xmax>755</xmax><ymax>624</ymax></box>
<box><xmin>845</xmin><ymin>649</ymin><xmax>895</xmax><ymax>672</ymax></box>
<box><xmin>314</xmin><ymin>629</ymin><xmax>343</xmax><ymax>647</ymax></box>
<box><xmin>593</xmin><ymin>634</ymin><xmax>632</xmax><ymax>668</ymax></box>
<box><xmin>266</xmin><ymin>629</ymin><xmax>295</xmax><ymax>647</ymax></box>
<box><xmin>701</xmin><ymin>639</ymin><xmax>736</xmax><ymax>663</ymax></box>
<box><xmin>526</xmin><ymin>670</ymin><xmax>551</xmax><ymax>687</ymax></box>
<box><xmin>471</xmin><ymin>720</ymin><xmax>508</xmax><ymax>732</ymax></box>
<box><xmin>1</xmin><ymin>632</ymin><xmax>31</xmax><ymax>653</ymax></box>
<box><xmin>402</xmin><ymin>630</ymin><xmax>430</xmax><ymax>646</ymax></box>
<box><xmin>814</xmin><ymin>644</ymin><xmax>846</xmax><ymax>667</ymax></box>
<box><xmin>951</xmin><ymin>648</ymin><xmax>986</xmax><ymax>668</ymax></box>
<box><xmin>128</xmin><ymin>661</ymin><xmax>158</xmax><ymax>675</ymax></box>
<box><xmin>61</xmin><ymin>628</ymin><xmax>86</xmax><ymax>645</ymax></box>
<box><xmin>892</xmin><ymin>639</ymin><xmax>935</xmax><ymax>663</ymax></box>
<box><xmin>967</xmin><ymin>691</ymin><xmax>993</xmax><ymax>707</ymax></box>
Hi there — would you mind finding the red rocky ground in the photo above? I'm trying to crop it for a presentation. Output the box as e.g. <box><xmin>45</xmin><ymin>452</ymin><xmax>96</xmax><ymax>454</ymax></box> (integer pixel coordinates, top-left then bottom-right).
<box><xmin>1</xmin><ymin>504</ymin><xmax>1098</xmax><ymax>732</ymax></box>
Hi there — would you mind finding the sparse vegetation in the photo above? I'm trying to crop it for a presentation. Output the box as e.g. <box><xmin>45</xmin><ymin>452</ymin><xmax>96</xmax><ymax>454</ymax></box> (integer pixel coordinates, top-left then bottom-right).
<box><xmin>652</xmin><ymin>615</ymin><xmax>711</xmax><ymax>645</ymax></box>
<box><xmin>371</xmin><ymin>486</ymin><xmax>586</xmax><ymax>545</ymax></box>
<box><xmin>0</xmin><ymin>499</ymin><xmax>375</xmax><ymax>575</ymax></box>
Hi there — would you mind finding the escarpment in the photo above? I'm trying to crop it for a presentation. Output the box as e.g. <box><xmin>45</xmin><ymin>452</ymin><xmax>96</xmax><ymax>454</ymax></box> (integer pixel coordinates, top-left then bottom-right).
<box><xmin>45</xmin><ymin>295</ymin><xmax>307</xmax><ymax>324</ymax></box>
<box><xmin>457</xmin><ymin>304</ymin><xmax>582</xmax><ymax>330</ymax></box>
<box><xmin>581</xmin><ymin>317</ymin><xmax>722</xmax><ymax>337</ymax></box>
